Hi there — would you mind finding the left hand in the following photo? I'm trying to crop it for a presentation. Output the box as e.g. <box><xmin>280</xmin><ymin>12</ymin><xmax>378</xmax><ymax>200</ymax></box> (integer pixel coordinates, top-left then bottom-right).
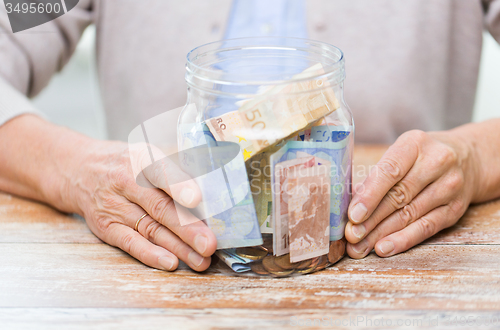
<box><xmin>345</xmin><ymin>129</ymin><xmax>479</xmax><ymax>258</ymax></box>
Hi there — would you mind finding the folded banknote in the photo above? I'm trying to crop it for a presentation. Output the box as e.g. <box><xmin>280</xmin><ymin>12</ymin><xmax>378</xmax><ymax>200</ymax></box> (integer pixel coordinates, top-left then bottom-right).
<box><xmin>215</xmin><ymin>249</ymin><xmax>253</xmax><ymax>273</ymax></box>
<box><xmin>206</xmin><ymin>64</ymin><xmax>340</xmax><ymax>161</ymax></box>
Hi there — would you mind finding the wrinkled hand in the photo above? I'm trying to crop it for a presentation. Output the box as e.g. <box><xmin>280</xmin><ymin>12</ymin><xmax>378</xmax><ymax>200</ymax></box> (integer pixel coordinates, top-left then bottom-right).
<box><xmin>345</xmin><ymin>130</ymin><xmax>478</xmax><ymax>258</ymax></box>
<box><xmin>69</xmin><ymin>140</ymin><xmax>217</xmax><ymax>271</ymax></box>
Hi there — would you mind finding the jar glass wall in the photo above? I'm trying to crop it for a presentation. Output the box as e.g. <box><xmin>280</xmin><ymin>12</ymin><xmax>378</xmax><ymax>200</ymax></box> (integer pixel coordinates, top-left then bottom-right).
<box><xmin>178</xmin><ymin>37</ymin><xmax>353</xmax><ymax>277</ymax></box>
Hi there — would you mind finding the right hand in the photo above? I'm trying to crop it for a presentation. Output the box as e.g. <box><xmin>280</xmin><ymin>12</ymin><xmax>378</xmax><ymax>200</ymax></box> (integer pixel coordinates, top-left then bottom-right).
<box><xmin>64</xmin><ymin>139</ymin><xmax>217</xmax><ymax>272</ymax></box>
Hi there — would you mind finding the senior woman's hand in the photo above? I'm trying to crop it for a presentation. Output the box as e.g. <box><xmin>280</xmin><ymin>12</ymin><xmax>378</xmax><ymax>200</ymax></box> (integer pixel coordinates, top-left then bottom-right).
<box><xmin>0</xmin><ymin>115</ymin><xmax>217</xmax><ymax>272</ymax></box>
<box><xmin>71</xmin><ymin>140</ymin><xmax>217</xmax><ymax>271</ymax></box>
<box><xmin>344</xmin><ymin>128</ymin><xmax>481</xmax><ymax>258</ymax></box>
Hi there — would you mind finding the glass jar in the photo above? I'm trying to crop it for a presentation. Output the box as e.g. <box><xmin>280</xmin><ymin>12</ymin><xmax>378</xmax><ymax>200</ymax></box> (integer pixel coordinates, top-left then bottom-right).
<box><xmin>178</xmin><ymin>37</ymin><xmax>353</xmax><ymax>277</ymax></box>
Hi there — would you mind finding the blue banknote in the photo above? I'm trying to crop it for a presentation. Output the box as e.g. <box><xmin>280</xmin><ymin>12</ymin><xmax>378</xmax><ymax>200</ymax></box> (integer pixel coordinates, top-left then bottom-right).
<box><xmin>271</xmin><ymin>126</ymin><xmax>352</xmax><ymax>240</ymax></box>
<box><xmin>310</xmin><ymin>125</ymin><xmax>351</xmax><ymax>143</ymax></box>
<box><xmin>215</xmin><ymin>249</ymin><xmax>253</xmax><ymax>273</ymax></box>
<box><xmin>178</xmin><ymin>123</ymin><xmax>263</xmax><ymax>249</ymax></box>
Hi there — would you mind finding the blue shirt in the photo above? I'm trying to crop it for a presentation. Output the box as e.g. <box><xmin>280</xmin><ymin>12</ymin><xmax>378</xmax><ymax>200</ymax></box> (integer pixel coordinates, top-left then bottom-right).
<box><xmin>225</xmin><ymin>0</ymin><xmax>307</xmax><ymax>39</ymax></box>
<box><xmin>210</xmin><ymin>0</ymin><xmax>308</xmax><ymax>118</ymax></box>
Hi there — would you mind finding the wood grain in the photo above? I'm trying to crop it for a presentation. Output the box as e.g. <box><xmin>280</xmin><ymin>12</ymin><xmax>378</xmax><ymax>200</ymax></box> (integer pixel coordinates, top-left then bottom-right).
<box><xmin>2</xmin><ymin>308</ymin><xmax>500</xmax><ymax>330</ymax></box>
<box><xmin>0</xmin><ymin>193</ymin><xmax>99</xmax><ymax>244</ymax></box>
<box><xmin>1</xmin><ymin>144</ymin><xmax>500</xmax><ymax>328</ymax></box>
<box><xmin>1</xmin><ymin>243</ymin><xmax>499</xmax><ymax>310</ymax></box>
<box><xmin>425</xmin><ymin>198</ymin><xmax>500</xmax><ymax>245</ymax></box>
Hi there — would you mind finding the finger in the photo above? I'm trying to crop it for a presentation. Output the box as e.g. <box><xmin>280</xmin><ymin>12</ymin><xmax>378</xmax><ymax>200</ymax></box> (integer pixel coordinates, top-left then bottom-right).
<box><xmin>143</xmin><ymin>155</ymin><xmax>203</xmax><ymax>209</ymax></box>
<box><xmin>135</xmin><ymin>214</ymin><xmax>211</xmax><ymax>271</ymax></box>
<box><xmin>345</xmin><ymin>161</ymin><xmax>446</xmax><ymax>244</ymax></box>
<box><xmin>374</xmin><ymin>201</ymin><xmax>464</xmax><ymax>257</ymax></box>
<box><xmin>129</xmin><ymin>143</ymin><xmax>202</xmax><ymax>208</ymax></box>
<box><xmin>348</xmin><ymin>131</ymin><xmax>421</xmax><ymax>224</ymax></box>
<box><xmin>124</xmin><ymin>187</ymin><xmax>217</xmax><ymax>258</ymax></box>
<box><xmin>346</xmin><ymin>180</ymin><xmax>451</xmax><ymax>258</ymax></box>
<box><xmin>105</xmin><ymin>222</ymin><xmax>179</xmax><ymax>271</ymax></box>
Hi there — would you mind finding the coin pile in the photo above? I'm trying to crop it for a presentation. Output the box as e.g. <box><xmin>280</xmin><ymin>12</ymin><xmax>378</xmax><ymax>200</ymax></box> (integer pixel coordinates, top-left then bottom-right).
<box><xmin>233</xmin><ymin>239</ymin><xmax>346</xmax><ymax>277</ymax></box>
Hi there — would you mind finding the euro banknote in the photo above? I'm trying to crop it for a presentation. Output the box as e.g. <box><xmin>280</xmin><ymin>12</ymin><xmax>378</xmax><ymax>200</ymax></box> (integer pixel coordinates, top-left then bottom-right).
<box><xmin>205</xmin><ymin>64</ymin><xmax>340</xmax><ymax>161</ymax></box>
<box><xmin>215</xmin><ymin>249</ymin><xmax>253</xmax><ymax>273</ymax></box>
<box><xmin>270</xmin><ymin>129</ymin><xmax>351</xmax><ymax>241</ymax></box>
<box><xmin>273</xmin><ymin>156</ymin><xmax>316</xmax><ymax>256</ymax></box>
<box><xmin>287</xmin><ymin>164</ymin><xmax>331</xmax><ymax>262</ymax></box>
<box><xmin>178</xmin><ymin>123</ymin><xmax>263</xmax><ymax>249</ymax></box>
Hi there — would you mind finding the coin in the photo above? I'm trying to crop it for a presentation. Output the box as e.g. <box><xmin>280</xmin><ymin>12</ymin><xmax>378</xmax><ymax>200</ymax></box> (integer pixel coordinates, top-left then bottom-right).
<box><xmin>296</xmin><ymin>257</ymin><xmax>319</xmax><ymax>275</ymax></box>
<box><xmin>314</xmin><ymin>255</ymin><xmax>330</xmax><ymax>271</ymax></box>
<box><xmin>250</xmin><ymin>262</ymin><xmax>269</xmax><ymax>275</ymax></box>
<box><xmin>262</xmin><ymin>255</ymin><xmax>284</xmax><ymax>273</ymax></box>
<box><xmin>295</xmin><ymin>259</ymin><xmax>312</xmax><ymax>270</ymax></box>
<box><xmin>262</xmin><ymin>255</ymin><xmax>296</xmax><ymax>277</ymax></box>
<box><xmin>269</xmin><ymin>268</ymin><xmax>294</xmax><ymax>277</ymax></box>
<box><xmin>274</xmin><ymin>254</ymin><xmax>299</xmax><ymax>270</ymax></box>
<box><xmin>235</xmin><ymin>246</ymin><xmax>268</xmax><ymax>261</ymax></box>
<box><xmin>328</xmin><ymin>238</ymin><xmax>346</xmax><ymax>264</ymax></box>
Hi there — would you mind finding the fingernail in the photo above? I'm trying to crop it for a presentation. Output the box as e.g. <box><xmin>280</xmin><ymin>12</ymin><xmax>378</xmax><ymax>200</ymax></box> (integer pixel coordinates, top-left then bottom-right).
<box><xmin>194</xmin><ymin>235</ymin><xmax>208</xmax><ymax>254</ymax></box>
<box><xmin>351</xmin><ymin>240</ymin><xmax>369</xmax><ymax>255</ymax></box>
<box><xmin>188</xmin><ymin>251</ymin><xmax>204</xmax><ymax>268</ymax></box>
<box><xmin>180</xmin><ymin>188</ymin><xmax>194</xmax><ymax>206</ymax></box>
<box><xmin>351</xmin><ymin>224</ymin><xmax>366</xmax><ymax>239</ymax></box>
<box><xmin>350</xmin><ymin>203</ymin><xmax>368</xmax><ymax>223</ymax></box>
<box><xmin>379</xmin><ymin>240</ymin><xmax>395</xmax><ymax>255</ymax></box>
<box><xmin>158</xmin><ymin>256</ymin><xmax>175</xmax><ymax>271</ymax></box>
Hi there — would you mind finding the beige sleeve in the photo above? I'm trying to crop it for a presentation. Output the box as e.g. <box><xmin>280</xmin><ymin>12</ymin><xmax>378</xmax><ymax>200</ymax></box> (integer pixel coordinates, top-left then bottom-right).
<box><xmin>483</xmin><ymin>0</ymin><xmax>500</xmax><ymax>42</ymax></box>
<box><xmin>0</xmin><ymin>0</ymin><xmax>94</xmax><ymax>126</ymax></box>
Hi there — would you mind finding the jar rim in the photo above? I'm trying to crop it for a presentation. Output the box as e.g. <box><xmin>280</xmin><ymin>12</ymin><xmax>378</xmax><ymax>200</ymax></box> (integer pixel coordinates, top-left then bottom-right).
<box><xmin>185</xmin><ymin>37</ymin><xmax>345</xmax><ymax>89</ymax></box>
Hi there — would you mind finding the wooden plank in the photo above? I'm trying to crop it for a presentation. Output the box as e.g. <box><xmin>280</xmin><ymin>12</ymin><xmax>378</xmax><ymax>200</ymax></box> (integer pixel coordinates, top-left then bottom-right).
<box><xmin>2</xmin><ymin>308</ymin><xmax>500</xmax><ymax>330</ymax></box>
<box><xmin>0</xmin><ymin>193</ymin><xmax>100</xmax><ymax>244</ymax></box>
<box><xmin>425</xmin><ymin>199</ymin><xmax>500</xmax><ymax>245</ymax></box>
<box><xmin>1</xmin><ymin>243</ymin><xmax>499</xmax><ymax>310</ymax></box>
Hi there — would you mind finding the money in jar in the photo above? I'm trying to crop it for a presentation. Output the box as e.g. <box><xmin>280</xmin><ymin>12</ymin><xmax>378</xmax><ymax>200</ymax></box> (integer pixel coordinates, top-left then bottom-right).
<box><xmin>177</xmin><ymin>38</ymin><xmax>353</xmax><ymax>277</ymax></box>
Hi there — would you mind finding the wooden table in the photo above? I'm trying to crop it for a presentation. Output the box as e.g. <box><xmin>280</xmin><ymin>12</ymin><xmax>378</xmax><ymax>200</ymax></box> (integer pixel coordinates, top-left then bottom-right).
<box><xmin>1</xmin><ymin>145</ymin><xmax>500</xmax><ymax>329</ymax></box>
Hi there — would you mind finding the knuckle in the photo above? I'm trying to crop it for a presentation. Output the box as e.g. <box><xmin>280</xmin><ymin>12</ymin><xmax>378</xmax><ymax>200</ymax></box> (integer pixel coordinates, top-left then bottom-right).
<box><xmin>143</xmin><ymin>220</ymin><xmax>163</xmax><ymax>242</ymax></box>
<box><xmin>386</xmin><ymin>182</ymin><xmax>412</xmax><ymax>209</ymax></box>
<box><xmin>403</xmin><ymin>129</ymin><xmax>427</xmax><ymax>145</ymax></box>
<box><xmin>417</xmin><ymin>217</ymin><xmax>437</xmax><ymax>238</ymax></box>
<box><xmin>397</xmin><ymin>203</ymin><xmax>419</xmax><ymax>227</ymax></box>
<box><xmin>149</xmin><ymin>161</ymin><xmax>169</xmax><ymax>188</ymax></box>
<box><xmin>149</xmin><ymin>196</ymin><xmax>175</xmax><ymax>223</ymax></box>
<box><xmin>432</xmin><ymin>145</ymin><xmax>458</xmax><ymax>169</ymax></box>
<box><xmin>449</xmin><ymin>199</ymin><xmax>467</xmax><ymax>216</ymax></box>
<box><xmin>121</xmin><ymin>232</ymin><xmax>136</xmax><ymax>253</ymax></box>
<box><xmin>94</xmin><ymin>214</ymin><xmax>114</xmax><ymax>235</ymax></box>
<box><xmin>445</xmin><ymin>171</ymin><xmax>465</xmax><ymax>192</ymax></box>
<box><xmin>377</xmin><ymin>158</ymin><xmax>403</xmax><ymax>181</ymax></box>
<box><xmin>108</xmin><ymin>166</ymin><xmax>134</xmax><ymax>192</ymax></box>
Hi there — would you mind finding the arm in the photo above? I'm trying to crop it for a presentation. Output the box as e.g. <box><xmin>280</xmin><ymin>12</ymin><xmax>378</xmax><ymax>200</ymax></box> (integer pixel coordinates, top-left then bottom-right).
<box><xmin>0</xmin><ymin>114</ymin><xmax>217</xmax><ymax>271</ymax></box>
<box><xmin>0</xmin><ymin>0</ymin><xmax>94</xmax><ymax>201</ymax></box>
<box><xmin>344</xmin><ymin>0</ymin><xmax>500</xmax><ymax>258</ymax></box>
<box><xmin>345</xmin><ymin>118</ymin><xmax>500</xmax><ymax>258</ymax></box>
<box><xmin>0</xmin><ymin>2</ymin><xmax>216</xmax><ymax>271</ymax></box>
<box><xmin>0</xmin><ymin>0</ymin><xmax>93</xmax><ymax>97</ymax></box>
